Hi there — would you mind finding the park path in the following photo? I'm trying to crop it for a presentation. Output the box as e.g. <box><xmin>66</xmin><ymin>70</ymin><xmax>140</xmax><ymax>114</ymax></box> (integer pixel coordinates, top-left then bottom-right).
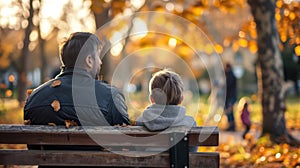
<box><xmin>219</xmin><ymin>129</ymin><xmax>300</xmax><ymax>144</ymax></box>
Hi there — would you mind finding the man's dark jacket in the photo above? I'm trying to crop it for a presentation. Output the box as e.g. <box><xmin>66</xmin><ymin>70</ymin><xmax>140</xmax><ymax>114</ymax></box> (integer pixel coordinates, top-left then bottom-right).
<box><xmin>24</xmin><ymin>68</ymin><xmax>130</xmax><ymax>126</ymax></box>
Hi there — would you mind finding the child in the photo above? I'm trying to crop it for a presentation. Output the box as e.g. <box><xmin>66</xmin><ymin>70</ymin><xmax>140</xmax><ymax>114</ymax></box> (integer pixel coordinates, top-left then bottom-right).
<box><xmin>135</xmin><ymin>69</ymin><xmax>196</xmax><ymax>131</ymax></box>
<box><xmin>240</xmin><ymin>101</ymin><xmax>251</xmax><ymax>139</ymax></box>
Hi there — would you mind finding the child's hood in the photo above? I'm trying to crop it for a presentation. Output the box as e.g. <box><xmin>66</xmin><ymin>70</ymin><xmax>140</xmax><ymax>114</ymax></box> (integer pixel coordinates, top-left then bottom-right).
<box><xmin>136</xmin><ymin>104</ymin><xmax>195</xmax><ymax>131</ymax></box>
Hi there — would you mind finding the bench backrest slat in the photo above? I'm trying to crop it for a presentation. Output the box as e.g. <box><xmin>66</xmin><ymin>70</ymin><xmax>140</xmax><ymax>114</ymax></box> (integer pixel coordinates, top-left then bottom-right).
<box><xmin>0</xmin><ymin>125</ymin><xmax>219</xmax><ymax>146</ymax></box>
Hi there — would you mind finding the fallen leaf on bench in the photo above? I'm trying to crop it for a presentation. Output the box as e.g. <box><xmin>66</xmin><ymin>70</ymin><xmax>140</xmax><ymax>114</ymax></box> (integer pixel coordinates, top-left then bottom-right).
<box><xmin>114</xmin><ymin>123</ymin><xmax>129</xmax><ymax>127</ymax></box>
<box><xmin>24</xmin><ymin>120</ymin><xmax>31</xmax><ymax>125</ymax></box>
<box><xmin>122</xmin><ymin>148</ymin><xmax>130</xmax><ymax>151</ymax></box>
<box><xmin>65</xmin><ymin>120</ymin><xmax>78</xmax><ymax>128</ymax></box>
<box><xmin>51</xmin><ymin>80</ymin><xmax>61</xmax><ymax>88</ymax></box>
<box><xmin>103</xmin><ymin>148</ymin><xmax>111</xmax><ymax>152</ymax></box>
<box><xmin>48</xmin><ymin>123</ymin><xmax>56</xmax><ymax>126</ymax></box>
<box><xmin>122</xmin><ymin>123</ymin><xmax>129</xmax><ymax>127</ymax></box>
<box><xmin>51</xmin><ymin>100</ymin><xmax>60</xmax><ymax>112</ymax></box>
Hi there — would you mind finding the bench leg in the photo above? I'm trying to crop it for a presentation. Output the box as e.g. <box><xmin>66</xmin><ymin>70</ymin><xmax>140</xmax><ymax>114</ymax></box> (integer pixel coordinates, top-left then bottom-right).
<box><xmin>169</xmin><ymin>133</ymin><xmax>189</xmax><ymax>168</ymax></box>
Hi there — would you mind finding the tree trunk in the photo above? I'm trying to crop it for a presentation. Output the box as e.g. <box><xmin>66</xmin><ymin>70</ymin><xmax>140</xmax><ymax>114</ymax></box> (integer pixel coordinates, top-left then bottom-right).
<box><xmin>17</xmin><ymin>0</ymin><xmax>34</xmax><ymax>106</ymax></box>
<box><xmin>38</xmin><ymin>25</ymin><xmax>47</xmax><ymax>82</ymax></box>
<box><xmin>93</xmin><ymin>5</ymin><xmax>113</xmax><ymax>83</ymax></box>
<box><xmin>247</xmin><ymin>0</ymin><xmax>299</xmax><ymax>146</ymax></box>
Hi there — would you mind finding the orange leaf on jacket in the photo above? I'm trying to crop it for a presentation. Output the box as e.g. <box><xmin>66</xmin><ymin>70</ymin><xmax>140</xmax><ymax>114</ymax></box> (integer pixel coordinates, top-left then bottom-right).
<box><xmin>51</xmin><ymin>100</ymin><xmax>60</xmax><ymax>112</ymax></box>
<box><xmin>51</xmin><ymin>80</ymin><xmax>61</xmax><ymax>88</ymax></box>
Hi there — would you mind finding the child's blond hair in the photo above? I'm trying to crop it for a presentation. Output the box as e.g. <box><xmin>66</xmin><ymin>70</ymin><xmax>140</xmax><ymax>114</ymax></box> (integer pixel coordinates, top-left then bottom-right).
<box><xmin>149</xmin><ymin>69</ymin><xmax>184</xmax><ymax>105</ymax></box>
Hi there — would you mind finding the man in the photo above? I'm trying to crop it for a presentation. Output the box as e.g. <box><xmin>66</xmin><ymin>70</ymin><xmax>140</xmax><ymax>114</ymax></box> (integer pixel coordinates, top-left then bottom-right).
<box><xmin>24</xmin><ymin>32</ymin><xmax>130</xmax><ymax>127</ymax></box>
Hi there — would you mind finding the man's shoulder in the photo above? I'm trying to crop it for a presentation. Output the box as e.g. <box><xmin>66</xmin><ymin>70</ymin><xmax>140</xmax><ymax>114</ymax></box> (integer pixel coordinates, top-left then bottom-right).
<box><xmin>24</xmin><ymin>79</ymin><xmax>57</xmax><ymax>110</ymax></box>
<box><xmin>95</xmin><ymin>81</ymin><xmax>121</xmax><ymax>94</ymax></box>
<box><xmin>30</xmin><ymin>79</ymin><xmax>55</xmax><ymax>95</ymax></box>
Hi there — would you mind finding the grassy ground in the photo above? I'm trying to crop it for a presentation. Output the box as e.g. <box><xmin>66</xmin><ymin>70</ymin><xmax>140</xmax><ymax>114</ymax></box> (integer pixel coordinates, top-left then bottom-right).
<box><xmin>0</xmin><ymin>99</ymin><xmax>23</xmax><ymax>124</ymax></box>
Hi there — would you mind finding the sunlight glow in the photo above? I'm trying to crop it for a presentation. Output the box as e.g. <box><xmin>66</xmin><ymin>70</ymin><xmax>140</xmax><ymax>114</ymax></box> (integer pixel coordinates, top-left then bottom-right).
<box><xmin>40</xmin><ymin>0</ymin><xmax>68</xmax><ymax>19</ymax></box>
<box><xmin>29</xmin><ymin>30</ymin><xmax>38</xmax><ymax>42</ymax></box>
<box><xmin>0</xmin><ymin>2</ymin><xmax>19</xmax><ymax>28</ymax></box>
<box><xmin>214</xmin><ymin>114</ymin><xmax>221</xmax><ymax>122</ymax></box>
<box><xmin>284</xmin><ymin>0</ymin><xmax>293</xmax><ymax>4</ymax></box>
<box><xmin>69</xmin><ymin>19</ymin><xmax>83</xmax><ymax>32</ymax></box>
<box><xmin>21</xmin><ymin>20</ymin><xmax>28</xmax><ymax>29</ymax></box>
<box><xmin>38</xmin><ymin>0</ymin><xmax>95</xmax><ymax>39</ymax></box>
<box><xmin>110</xmin><ymin>42</ymin><xmax>123</xmax><ymax>57</ymax></box>
<box><xmin>131</xmin><ymin>18</ymin><xmax>147</xmax><ymax>41</ymax></box>
<box><xmin>238</xmin><ymin>31</ymin><xmax>246</xmax><ymax>38</ymax></box>
<box><xmin>259</xmin><ymin>156</ymin><xmax>266</xmax><ymax>162</ymax></box>
<box><xmin>130</xmin><ymin>0</ymin><xmax>145</xmax><ymax>9</ymax></box>
<box><xmin>0</xmin><ymin>18</ymin><xmax>8</xmax><ymax>27</ymax></box>
<box><xmin>0</xmin><ymin>6</ymin><xmax>14</xmax><ymax>17</ymax></box>
<box><xmin>174</xmin><ymin>4</ymin><xmax>183</xmax><ymax>13</ymax></box>
<box><xmin>0</xmin><ymin>0</ymin><xmax>11</xmax><ymax>5</ymax></box>
<box><xmin>110</xmin><ymin>32</ymin><xmax>123</xmax><ymax>43</ymax></box>
<box><xmin>168</xmin><ymin>38</ymin><xmax>177</xmax><ymax>48</ymax></box>
<box><xmin>0</xmin><ymin>0</ymin><xmax>94</xmax><ymax>39</ymax></box>
<box><xmin>166</xmin><ymin>3</ymin><xmax>175</xmax><ymax>11</ymax></box>
<box><xmin>29</xmin><ymin>42</ymin><xmax>37</xmax><ymax>51</ymax></box>
<box><xmin>40</xmin><ymin>20</ymin><xmax>52</xmax><ymax>39</ymax></box>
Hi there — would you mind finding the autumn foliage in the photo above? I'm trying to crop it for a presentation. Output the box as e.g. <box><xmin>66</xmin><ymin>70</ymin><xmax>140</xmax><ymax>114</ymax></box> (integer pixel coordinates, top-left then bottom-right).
<box><xmin>220</xmin><ymin>135</ymin><xmax>300</xmax><ymax>167</ymax></box>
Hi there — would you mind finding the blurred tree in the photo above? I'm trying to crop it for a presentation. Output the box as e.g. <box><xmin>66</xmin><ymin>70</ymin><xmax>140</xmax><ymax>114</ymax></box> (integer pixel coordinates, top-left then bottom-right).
<box><xmin>37</xmin><ymin>0</ymin><xmax>47</xmax><ymax>82</ymax></box>
<box><xmin>37</xmin><ymin>23</ymin><xmax>47</xmax><ymax>82</ymax></box>
<box><xmin>248</xmin><ymin>0</ymin><xmax>299</xmax><ymax>146</ymax></box>
<box><xmin>91</xmin><ymin>0</ymin><xmax>114</xmax><ymax>82</ymax></box>
<box><xmin>17</xmin><ymin>0</ymin><xmax>34</xmax><ymax>105</ymax></box>
<box><xmin>91</xmin><ymin>0</ymin><xmax>145</xmax><ymax>82</ymax></box>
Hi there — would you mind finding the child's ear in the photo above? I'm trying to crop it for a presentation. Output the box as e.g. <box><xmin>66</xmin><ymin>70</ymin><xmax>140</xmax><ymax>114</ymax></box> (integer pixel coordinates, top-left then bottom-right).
<box><xmin>149</xmin><ymin>95</ymin><xmax>155</xmax><ymax>104</ymax></box>
<box><xmin>178</xmin><ymin>95</ymin><xmax>184</xmax><ymax>104</ymax></box>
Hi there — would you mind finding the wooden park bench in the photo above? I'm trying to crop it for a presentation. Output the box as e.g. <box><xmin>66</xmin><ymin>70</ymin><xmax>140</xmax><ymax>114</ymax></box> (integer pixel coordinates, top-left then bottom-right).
<box><xmin>0</xmin><ymin>125</ymin><xmax>219</xmax><ymax>167</ymax></box>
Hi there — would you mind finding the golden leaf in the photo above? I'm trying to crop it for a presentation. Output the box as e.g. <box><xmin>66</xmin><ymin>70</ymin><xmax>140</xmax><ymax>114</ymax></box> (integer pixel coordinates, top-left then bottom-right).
<box><xmin>294</xmin><ymin>45</ymin><xmax>300</xmax><ymax>56</ymax></box>
<box><xmin>51</xmin><ymin>100</ymin><xmax>60</xmax><ymax>112</ymax></box>
<box><xmin>24</xmin><ymin>120</ymin><xmax>31</xmax><ymax>125</ymax></box>
<box><xmin>64</xmin><ymin>120</ymin><xmax>78</xmax><ymax>129</ymax></box>
<box><xmin>51</xmin><ymin>80</ymin><xmax>61</xmax><ymax>88</ymax></box>
<box><xmin>114</xmin><ymin>123</ymin><xmax>129</xmax><ymax>127</ymax></box>
<box><xmin>122</xmin><ymin>123</ymin><xmax>129</xmax><ymax>127</ymax></box>
<box><xmin>48</xmin><ymin>123</ymin><xmax>56</xmax><ymax>126</ymax></box>
<box><xmin>214</xmin><ymin>44</ymin><xmax>223</xmax><ymax>54</ymax></box>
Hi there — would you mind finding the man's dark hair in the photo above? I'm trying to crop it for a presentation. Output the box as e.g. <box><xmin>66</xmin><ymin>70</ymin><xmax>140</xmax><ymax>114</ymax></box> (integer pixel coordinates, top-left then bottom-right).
<box><xmin>59</xmin><ymin>32</ymin><xmax>101</xmax><ymax>68</ymax></box>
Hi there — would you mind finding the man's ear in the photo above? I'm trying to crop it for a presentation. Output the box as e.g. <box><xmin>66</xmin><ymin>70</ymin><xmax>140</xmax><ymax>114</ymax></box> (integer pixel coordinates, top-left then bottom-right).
<box><xmin>85</xmin><ymin>55</ymin><xmax>93</xmax><ymax>68</ymax></box>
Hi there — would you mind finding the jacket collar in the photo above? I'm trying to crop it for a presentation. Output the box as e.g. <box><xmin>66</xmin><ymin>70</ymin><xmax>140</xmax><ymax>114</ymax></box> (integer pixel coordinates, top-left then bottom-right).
<box><xmin>56</xmin><ymin>68</ymin><xmax>94</xmax><ymax>79</ymax></box>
